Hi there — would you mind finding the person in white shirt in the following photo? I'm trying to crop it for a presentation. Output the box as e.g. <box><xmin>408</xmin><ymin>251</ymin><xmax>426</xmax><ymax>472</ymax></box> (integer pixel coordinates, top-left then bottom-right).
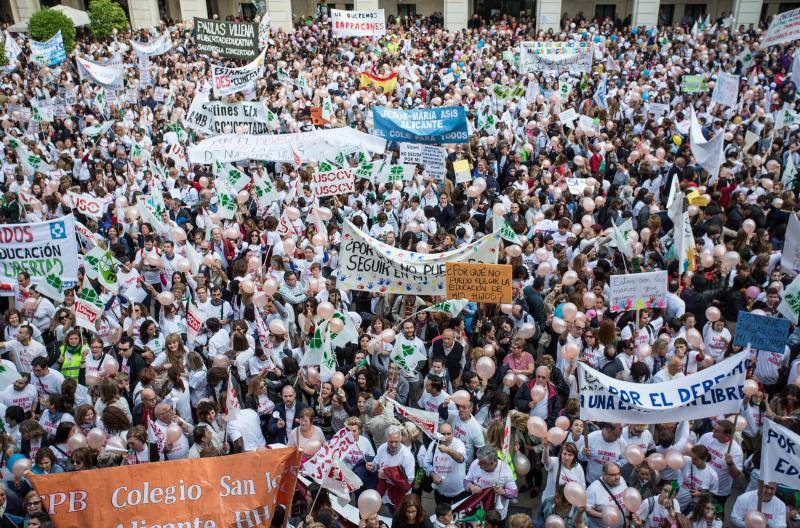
<box><xmin>31</xmin><ymin>357</ymin><xmax>65</xmax><ymax>398</ymax></box>
<box><xmin>149</xmin><ymin>403</ymin><xmax>192</xmax><ymax>460</ymax></box>
<box><xmin>0</xmin><ymin>374</ymin><xmax>38</xmax><ymax>413</ymax></box>
<box><xmin>367</xmin><ymin>426</ymin><xmax>416</xmax><ymax>507</ymax></box>
<box><xmin>652</xmin><ymin>356</ymin><xmax>685</xmax><ymax>384</ymax></box>
<box><xmin>585</xmin><ymin>462</ymin><xmax>627</xmax><ymax>528</ymax></box>
<box><xmin>25</xmin><ymin>289</ymin><xmax>56</xmax><ymax>334</ymax></box>
<box><xmin>206</xmin><ymin>318</ymin><xmax>230</xmax><ymax>360</ymax></box>
<box><xmin>702</xmin><ymin>319</ymin><xmax>731</xmax><ymax>362</ymax></box>
<box><xmin>442</xmin><ymin>397</ymin><xmax>485</xmax><ymax>465</ymax></box>
<box><xmin>418</xmin><ymin>376</ymin><xmax>449</xmax><ymax>413</ymax></box>
<box><xmin>228</xmin><ymin>408</ymin><xmax>267</xmax><ymax>452</ymax></box>
<box><xmin>540</xmin><ymin>438</ymin><xmax>585</xmax><ymax>503</ymax></box>
<box><xmin>676</xmin><ymin>445</ymin><xmax>719</xmax><ymax>512</ymax></box>
<box><xmin>697</xmin><ymin>419</ymin><xmax>743</xmax><ymax>500</ymax></box>
<box><xmin>731</xmin><ymin>483</ymin><xmax>787</xmax><ymax>528</ymax></box>
<box><xmin>621</xmin><ymin>425</ymin><xmax>655</xmax><ymax>457</ymax></box>
<box><xmin>0</xmin><ymin>324</ymin><xmax>48</xmax><ymax>373</ymax></box>
<box><xmin>464</xmin><ymin>446</ymin><xmax>518</xmax><ymax>519</ymax></box>
<box><xmin>582</xmin><ymin>423</ymin><xmax>625</xmax><ymax>482</ymax></box>
<box><xmin>341</xmin><ymin>417</ymin><xmax>375</xmax><ymax>469</ymax></box>
<box><xmin>633</xmin><ymin>482</ymin><xmax>682</xmax><ymax>528</ymax></box>
<box><xmin>423</xmin><ymin>423</ymin><xmax>466</xmax><ymax>503</ymax></box>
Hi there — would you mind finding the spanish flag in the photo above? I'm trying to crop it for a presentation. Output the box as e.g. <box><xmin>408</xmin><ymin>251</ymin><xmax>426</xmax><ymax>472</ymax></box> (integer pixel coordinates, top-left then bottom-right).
<box><xmin>359</xmin><ymin>71</ymin><xmax>398</xmax><ymax>94</ymax></box>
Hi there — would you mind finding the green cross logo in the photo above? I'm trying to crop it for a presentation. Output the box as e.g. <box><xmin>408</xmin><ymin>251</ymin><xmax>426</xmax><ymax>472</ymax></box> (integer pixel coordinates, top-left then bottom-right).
<box><xmin>79</xmin><ymin>287</ymin><xmax>102</xmax><ymax>308</ymax></box>
<box><xmin>319</xmin><ymin>161</ymin><xmax>333</xmax><ymax>172</ymax></box>
<box><xmin>46</xmin><ymin>274</ymin><xmax>62</xmax><ymax>290</ymax></box>
<box><xmin>432</xmin><ymin>301</ymin><xmax>451</xmax><ymax>312</ymax></box>
<box><xmin>219</xmin><ymin>193</ymin><xmax>236</xmax><ymax>209</ymax></box>
<box><xmin>310</xmin><ymin>327</ymin><xmax>324</xmax><ymax>349</ymax></box>
<box><xmin>387</xmin><ymin>166</ymin><xmax>404</xmax><ymax>182</ymax></box>
<box><xmin>99</xmin><ymin>252</ymin><xmax>117</xmax><ymax>284</ymax></box>
<box><xmin>394</xmin><ymin>344</ymin><xmax>416</xmax><ymax>372</ymax></box>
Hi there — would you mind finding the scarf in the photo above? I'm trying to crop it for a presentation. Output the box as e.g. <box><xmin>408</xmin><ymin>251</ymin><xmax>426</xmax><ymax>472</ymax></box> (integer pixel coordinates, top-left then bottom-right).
<box><xmin>64</xmin><ymin>343</ymin><xmax>83</xmax><ymax>357</ymax></box>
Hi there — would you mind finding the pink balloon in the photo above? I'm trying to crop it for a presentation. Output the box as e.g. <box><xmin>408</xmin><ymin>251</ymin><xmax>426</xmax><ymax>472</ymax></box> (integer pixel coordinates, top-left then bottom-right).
<box><xmin>622</xmin><ymin>487</ymin><xmax>643</xmax><ymax>512</ymax></box>
<box><xmin>331</xmin><ymin>372</ymin><xmax>345</xmax><ymax>389</ymax></box>
<box><xmin>317</xmin><ymin>302</ymin><xmax>335</xmax><ymax>321</ymax></box>
<box><xmin>240</xmin><ymin>279</ymin><xmax>255</xmax><ymax>294</ymax></box>
<box><xmin>746</xmin><ymin>286</ymin><xmax>761</xmax><ymax>299</ymax></box>
<box><xmin>285</xmin><ymin>207</ymin><xmax>301</xmax><ymax>221</ymax></box>
<box><xmin>562</xmin><ymin>270</ymin><xmax>579</xmax><ymax>286</ymax></box>
<box><xmin>563</xmin><ymin>481</ymin><xmax>587</xmax><ymax>507</ymax></box>
<box><xmin>700</xmin><ymin>252</ymin><xmax>715</xmax><ymax>268</ymax></box>
<box><xmin>551</xmin><ymin>317</ymin><xmax>567</xmax><ymax>334</ymax></box>
<box><xmin>555</xmin><ymin>416</ymin><xmax>571</xmax><ymax>431</ymax></box>
<box><xmin>312</xmin><ymin>233</ymin><xmax>327</xmax><ymax>247</ymax></box>
<box><xmin>306</xmin><ymin>367</ymin><xmax>320</xmax><ymax>384</ymax></box>
<box><xmin>527</xmin><ymin>416</ymin><xmax>548</xmax><ymax>438</ymax></box>
<box><xmin>500</xmin><ymin>303</ymin><xmax>513</xmax><ymax>314</ymax></box>
<box><xmin>601</xmin><ymin>506</ymin><xmax>623</xmax><ymax>527</ymax></box>
<box><xmin>451</xmin><ymin>390</ymin><xmax>471</xmax><ymax>407</ymax></box>
<box><xmin>503</xmin><ymin>373</ymin><xmax>517</xmax><ymax>387</ymax></box>
<box><xmin>177</xmin><ymin>258</ymin><xmax>191</xmax><ymax>273</ymax></box>
<box><xmin>252</xmin><ymin>292</ymin><xmax>268</xmax><ymax>308</ymax></box>
<box><xmin>101</xmin><ymin>356</ymin><xmax>119</xmax><ymax>376</ymax></box>
<box><xmin>317</xmin><ymin>207</ymin><xmax>333</xmax><ymax>221</ymax></box>
<box><xmin>665</xmin><ymin>450</ymin><xmax>685</xmax><ymax>470</ymax></box>
<box><xmin>582</xmin><ymin>292</ymin><xmax>597</xmax><ymax>308</ymax></box>
<box><xmin>624</xmin><ymin>444</ymin><xmax>645</xmax><ymax>466</ymax></box>
<box><xmin>166</xmin><ymin>424</ymin><xmax>183</xmax><ymax>443</ymax></box>
<box><xmin>358</xmin><ymin>489</ymin><xmax>382</xmax><ymax>517</ymax></box>
<box><xmin>329</xmin><ymin>317</ymin><xmax>345</xmax><ymax>334</ymax></box>
<box><xmin>505</xmin><ymin>245</ymin><xmax>522</xmax><ymax>258</ymax></box>
<box><xmin>744</xmin><ymin>511</ymin><xmax>767</xmax><ymax>528</ymax></box>
<box><xmin>367</xmin><ymin>338</ymin><xmax>381</xmax><ymax>354</ymax></box>
<box><xmin>517</xmin><ymin>323</ymin><xmax>537</xmax><ymax>340</ymax></box>
<box><xmin>513</xmin><ymin>453</ymin><xmax>531</xmax><ymax>475</ymax></box>
<box><xmin>561</xmin><ymin>303</ymin><xmax>578</xmax><ymax>322</ymax></box>
<box><xmin>68</xmin><ymin>433</ymin><xmax>88</xmax><ymax>451</ymax></box>
<box><xmin>157</xmin><ymin>291</ymin><xmax>175</xmax><ymax>306</ymax></box>
<box><xmin>86</xmin><ymin>427</ymin><xmax>107</xmax><ymax>450</ymax></box>
<box><xmin>268</xmin><ymin>319</ymin><xmax>287</xmax><ymax>335</ymax></box>
<box><xmin>283</xmin><ymin>239</ymin><xmax>296</xmax><ymax>256</ymax></box>
<box><xmin>547</xmin><ymin>427</ymin><xmax>567</xmax><ymax>445</ymax></box>
<box><xmin>647</xmin><ymin>452</ymin><xmax>667</xmax><ymax>471</ymax></box>
<box><xmin>105</xmin><ymin>436</ymin><xmax>128</xmax><ymax>453</ymax></box>
<box><xmin>705</xmin><ymin>306</ymin><xmax>721</xmax><ymax>322</ymax></box>
<box><xmin>379</xmin><ymin>329</ymin><xmax>396</xmax><ymax>343</ymax></box>
<box><xmin>743</xmin><ymin>379</ymin><xmax>759</xmax><ymax>397</ymax></box>
<box><xmin>85</xmin><ymin>372</ymin><xmax>100</xmax><ymax>387</ymax></box>
<box><xmin>475</xmin><ymin>357</ymin><xmax>496</xmax><ymax>380</ymax></box>
<box><xmin>531</xmin><ymin>384</ymin><xmax>547</xmax><ymax>403</ymax></box>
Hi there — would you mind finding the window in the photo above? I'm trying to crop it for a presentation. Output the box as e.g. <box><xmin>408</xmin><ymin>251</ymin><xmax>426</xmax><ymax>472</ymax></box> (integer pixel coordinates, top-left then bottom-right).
<box><xmin>398</xmin><ymin>3</ymin><xmax>416</xmax><ymax>16</ymax></box>
<box><xmin>594</xmin><ymin>4</ymin><xmax>615</xmax><ymax>21</ymax></box>
<box><xmin>779</xmin><ymin>3</ymin><xmax>800</xmax><ymax>13</ymax></box>
<box><xmin>683</xmin><ymin>4</ymin><xmax>706</xmax><ymax>23</ymax></box>
<box><xmin>658</xmin><ymin>4</ymin><xmax>675</xmax><ymax>26</ymax></box>
<box><xmin>344</xmin><ymin>3</ymin><xmax>354</xmax><ymax>9</ymax></box>
<box><xmin>241</xmin><ymin>2</ymin><xmax>256</xmax><ymax>19</ymax></box>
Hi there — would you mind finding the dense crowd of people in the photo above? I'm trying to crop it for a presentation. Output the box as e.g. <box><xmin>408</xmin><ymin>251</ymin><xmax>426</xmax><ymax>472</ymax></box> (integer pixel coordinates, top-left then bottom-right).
<box><xmin>0</xmin><ymin>6</ymin><xmax>798</xmax><ymax>528</ymax></box>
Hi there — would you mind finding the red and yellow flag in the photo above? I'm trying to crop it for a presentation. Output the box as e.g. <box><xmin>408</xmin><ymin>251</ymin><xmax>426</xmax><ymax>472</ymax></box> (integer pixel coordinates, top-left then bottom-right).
<box><xmin>359</xmin><ymin>71</ymin><xmax>398</xmax><ymax>94</ymax></box>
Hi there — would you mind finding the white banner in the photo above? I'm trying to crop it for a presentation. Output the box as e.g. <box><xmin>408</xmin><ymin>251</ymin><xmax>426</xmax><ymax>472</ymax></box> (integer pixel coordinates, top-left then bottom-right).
<box><xmin>131</xmin><ymin>33</ymin><xmax>172</xmax><ymax>57</ymax></box>
<box><xmin>578</xmin><ymin>351</ymin><xmax>748</xmax><ymax>424</ymax></box>
<box><xmin>66</xmin><ymin>192</ymin><xmax>105</xmax><ymax>219</ymax></box>
<box><xmin>195</xmin><ymin>101</ymin><xmax>271</xmax><ymax>135</ymax></box>
<box><xmin>711</xmin><ymin>72</ymin><xmax>739</xmax><ymax>108</ymax></box>
<box><xmin>303</xmin><ymin>428</ymin><xmax>356</xmax><ymax>483</ymax></box>
<box><xmin>0</xmin><ymin>215</ymin><xmax>79</xmax><ymax>286</ymax></box>
<box><xmin>29</xmin><ymin>30</ymin><xmax>66</xmax><ymax>67</ymax></box>
<box><xmin>76</xmin><ymin>56</ymin><xmax>124</xmax><ymax>88</ymax></box>
<box><xmin>778</xmin><ymin>273</ymin><xmax>800</xmax><ymax>324</ymax></box>
<box><xmin>211</xmin><ymin>49</ymin><xmax>266</xmax><ymax>97</ymax></box>
<box><xmin>399</xmin><ymin>143</ymin><xmax>445</xmax><ymax>179</ymax></box>
<box><xmin>386</xmin><ymin>398</ymin><xmax>438</xmax><ymax>440</ymax></box>
<box><xmin>188</xmin><ymin>128</ymin><xmax>386</xmax><ymax>164</ymax></box>
<box><xmin>782</xmin><ymin>213</ymin><xmax>800</xmax><ymax>275</ymax></box>
<box><xmin>762</xmin><ymin>420</ymin><xmax>800</xmax><ymax>489</ymax></box>
<box><xmin>609</xmin><ymin>270</ymin><xmax>668</xmax><ymax>312</ymax></box>
<box><xmin>519</xmin><ymin>41</ymin><xmax>593</xmax><ymax>74</ymax></box>
<box><xmin>689</xmin><ymin>107</ymin><xmax>725</xmax><ymax>180</ymax></box>
<box><xmin>330</xmin><ymin>9</ymin><xmax>386</xmax><ymax>37</ymax></box>
<box><xmin>312</xmin><ymin>168</ymin><xmax>355</xmax><ymax>197</ymax></box>
<box><xmin>337</xmin><ymin>219</ymin><xmax>500</xmax><ymax>295</ymax></box>
<box><xmin>761</xmin><ymin>6</ymin><xmax>800</xmax><ymax>48</ymax></box>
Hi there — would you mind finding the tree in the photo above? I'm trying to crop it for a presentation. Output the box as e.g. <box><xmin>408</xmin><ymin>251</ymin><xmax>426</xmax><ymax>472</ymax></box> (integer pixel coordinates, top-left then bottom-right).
<box><xmin>28</xmin><ymin>9</ymin><xmax>76</xmax><ymax>53</ymax></box>
<box><xmin>0</xmin><ymin>43</ymin><xmax>8</xmax><ymax>68</ymax></box>
<box><xmin>88</xmin><ymin>0</ymin><xmax>129</xmax><ymax>38</ymax></box>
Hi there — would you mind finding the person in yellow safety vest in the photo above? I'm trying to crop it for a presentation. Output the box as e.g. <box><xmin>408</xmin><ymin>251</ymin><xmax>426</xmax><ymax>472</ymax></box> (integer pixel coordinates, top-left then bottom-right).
<box><xmin>58</xmin><ymin>329</ymin><xmax>88</xmax><ymax>380</ymax></box>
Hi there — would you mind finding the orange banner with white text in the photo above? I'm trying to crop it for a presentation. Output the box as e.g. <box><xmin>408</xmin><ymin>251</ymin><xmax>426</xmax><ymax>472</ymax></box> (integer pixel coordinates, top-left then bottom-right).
<box><xmin>29</xmin><ymin>447</ymin><xmax>302</xmax><ymax>528</ymax></box>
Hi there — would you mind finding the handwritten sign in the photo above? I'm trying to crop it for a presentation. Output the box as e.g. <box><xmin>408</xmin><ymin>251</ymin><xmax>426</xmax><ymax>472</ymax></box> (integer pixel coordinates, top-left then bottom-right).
<box><xmin>453</xmin><ymin>159</ymin><xmax>471</xmax><ymax>183</ymax></box>
<box><xmin>609</xmin><ymin>270</ymin><xmax>667</xmax><ymax>312</ymax></box>
<box><xmin>446</xmin><ymin>262</ymin><xmax>512</xmax><ymax>304</ymax></box>
<box><xmin>733</xmin><ymin>311</ymin><xmax>790</xmax><ymax>354</ymax></box>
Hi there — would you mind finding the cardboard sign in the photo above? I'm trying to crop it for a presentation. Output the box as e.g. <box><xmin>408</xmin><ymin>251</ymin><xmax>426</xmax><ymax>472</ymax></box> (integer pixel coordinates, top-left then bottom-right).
<box><xmin>445</xmin><ymin>262</ymin><xmax>512</xmax><ymax>304</ymax></box>
<box><xmin>311</xmin><ymin>106</ymin><xmax>332</xmax><ymax>126</ymax></box>
<box><xmin>311</xmin><ymin>168</ymin><xmax>355</xmax><ymax>197</ymax></box>
<box><xmin>453</xmin><ymin>159</ymin><xmax>471</xmax><ymax>183</ymax></box>
<box><xmin>734</xmin><ymin>311</ymin><xmax>790</xmax><ymax>354</ymax></box>
<box><xmin>609</xmin><ymin>270</ymin><xmax>668</xmax><ymax>312</ymax></box>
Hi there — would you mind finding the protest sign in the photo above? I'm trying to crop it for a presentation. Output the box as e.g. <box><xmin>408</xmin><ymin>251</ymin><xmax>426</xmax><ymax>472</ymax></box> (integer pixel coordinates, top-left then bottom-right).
<box><xmin>30</xmin><ymin>31</ymin><xmax>67</xmax><ymax>67</ymax></box>
<box><xmin>337</xmin><ymin>220</ymin><xmax>500</xmax><ymax>295</ymax></box>
<box><xmin>559</xmin><ymin>108</ymin><xmax>578</xmax><ymax>127</ymax></box>
<box><xmin>762</xmin><ymin>420</ymin><xmax>800</xmax><ymax>490</ymax></box>
<box><xmin>578</xmin><ymin>351</ymin><xmax>748</xmax><ymax>424</ymax></box>
<box><xmin>647</xmin><ymin>102</ymin><xmax>670</xmax><ymax>116</ymax></box>
<box><xmin>681</xmin><ymin>75</ymin><xmax>708</xmax><ymax>93</ymax></box>
<box><xmin>711</xmin><ymin>72</ymin><xmax>739</xmax><ymax>107</ymax></box>
<box><xmin>609</xmin><ymin>270</ymin><xmax>668</xmax><ymax>312</ymax></box>
<box><xmin>212</xmin><ymin>49</ymin><xmax>266</xmax><ymax>97</ymax></box>
<box><xmin>733</xmin><ymin>311</ymin><xmax>790</xmax><ymax>354</ymax></box>
<box><xmin>387</xmin><ymin>398</ymin><xmax>439</xmax><ymax>439</ymax></box>
<box><xmin>453</xmin><ymin>159</ymin><xmax>471</xmax><ymax>183</ymax></box>
<box><xmin>198</xmin><ymin>101</ymin><xmax>271</xmax><ymax>135</ymax></box>
<box><xmin>30</xmin><ymin>448</ymin><xmax>301</xmax><ymax>528</ymax></box>
<box><xmin>188</xmin><ymin>128</ymin><xmax>386</xmax><ymax>164</ymax></box>
<box><xmin>566</xmin><ymin>177</ymin><xmax>589</xmax><ymax>195</ymax></box>
<box><xmin>0</xmin><ymin>215</ymin><xmax>78</xmax><ymax>286</ymax></box>
<box><xmin>331</xmin><ymin>9</ymin><xmax>386</xmax><ymax>37</ymax></box>
<box><xmin>76</xmin><ymin>56</ymin><xmax>124</xmax><ymax>88</ymax></box>
<box><xmin>445</xmin><ymin>262</ymin><xmax>512</xmax><ymax>303</ymax></box>
<box><xmin>187</xmin><ymin>301</ymin><xmax>207</xmax><ymax>341</ymax></box>
<box><xmin>310</xmin><ymin>107</ymin><xmax>331</xmax><ymax>126</ymax></box>
<box><xmin>311</xmin><ymin>168</ymin><xmax>355</xmax><ymax>197</ymax></box>
<box><xmin>131</xmin><ymin>33</ymin><xmax>172</xmax><ymax>56</ymax></box>
<box><xmin>519</xmin><ymin>41</ymin><xmax>593</xmax><ymax>73</ymax></box>
<box><xmin>761</xmin><ymin>6</ymin><xmax>800</xmax><ymax>48</ymax></box>
<box><xmin>782</xmin><ymin>213</ymin><xmax>800</xmax><ymax>275</ymax></box>
<box><xmin>399</xmin><ymin>143</ymin><xmax>446</xmax><ymax>179</ymax></box>
<box><xmin>195</xmin><ymin>18</ymin><xmax>259</xmax><ymax>59</ymax></box>
<box><xmin>65</xmin><ymin>192</ymin><xmax>105</xmax><ymax>219</ymax></box>
<box><xmin>373</xmin><ymin>106</ymin><xmax>468</xmax><ymax>144</ymax></box>
<box><xmin>778</xmin><ymin>274</ymin><xmax>800</xmax><ymax>324</ymax></box>
<box><xmin>303</xmin><ymin>428</ymin><xmax>356</xmax><ymax>483</ymax></box>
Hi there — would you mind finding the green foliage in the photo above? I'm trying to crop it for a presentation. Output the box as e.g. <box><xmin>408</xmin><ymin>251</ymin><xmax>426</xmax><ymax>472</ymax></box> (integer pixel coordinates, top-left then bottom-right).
<box><xmin>88</xmin><ymin>0</ymin><xmax>129</xmax><ymax>38</ymax></box>
<box><xmin>0</xmin><ymin>43</ymin><xmax>8</xmax><ymax>67</ymax></box>
<box><xmin>28</xmin><ymin>9</ymin><xmax>76</xmax><ymax>53</ymax></box>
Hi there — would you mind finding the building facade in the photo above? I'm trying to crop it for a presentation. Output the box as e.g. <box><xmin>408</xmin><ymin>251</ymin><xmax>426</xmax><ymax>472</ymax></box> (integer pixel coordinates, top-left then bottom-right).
<box><xmin>0</xmin><ymin>0</ymin><xmax>792</xmax><ymax>36</ymax></box>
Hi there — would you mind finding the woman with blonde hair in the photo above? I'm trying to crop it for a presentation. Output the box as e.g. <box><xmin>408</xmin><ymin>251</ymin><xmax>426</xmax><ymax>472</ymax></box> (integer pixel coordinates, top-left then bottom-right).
<box><xmin>152</xmin><ymin>333</ymin><xmax>186</xmax><ymax>373</ymax></box>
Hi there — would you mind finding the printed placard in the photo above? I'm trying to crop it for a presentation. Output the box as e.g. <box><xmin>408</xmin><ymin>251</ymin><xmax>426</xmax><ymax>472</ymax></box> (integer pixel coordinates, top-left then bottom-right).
<box><xmin>311</xmin><ymin>168</ymin><xmax>355</xmax><ymax>197</ymax></box>
<box><xmin>445</xmin><ymin>262</ymin><xmax>512</xmax><ymax>304</ymax></box>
